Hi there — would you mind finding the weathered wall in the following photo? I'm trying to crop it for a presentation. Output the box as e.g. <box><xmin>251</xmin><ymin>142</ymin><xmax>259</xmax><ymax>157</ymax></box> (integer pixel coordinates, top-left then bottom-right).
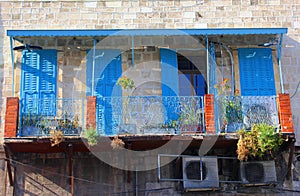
<box><xmin>8</xmin><ymin>146</ymin><xmax>292</xmax><ymax>196</ymax></box>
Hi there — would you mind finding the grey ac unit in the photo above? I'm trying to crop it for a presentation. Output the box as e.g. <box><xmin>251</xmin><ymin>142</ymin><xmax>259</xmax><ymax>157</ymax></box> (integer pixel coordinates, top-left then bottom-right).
<box><xmin>182</xmin><ymin>157</ymin><xmax>219</xmax><ymax>189</ymax></box>
<box><xmin>240</xmin><ymin>161</ymin><xmax>277</xmax><ymax>184</ymax></box>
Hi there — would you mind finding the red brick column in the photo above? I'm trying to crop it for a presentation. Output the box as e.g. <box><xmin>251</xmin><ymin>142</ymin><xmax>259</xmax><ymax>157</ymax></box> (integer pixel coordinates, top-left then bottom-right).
<box><xmin>204</xmin><ymin>94</ymin><xmax>216</xmax><ymax>134</ymax></box>
<box><xmin>86</xmin><ymin>96</ymin><xmax>97</xmax><ymax>129</ymax></box>
<box><xmin>277</xmin><ymin>94</ymin><xmax>294</xmax><ymax>133</ymax></box>
<box><xmin>4</xmin><ymin>97</ymin><xmax>19</xmax><ymax>138</ymax></box>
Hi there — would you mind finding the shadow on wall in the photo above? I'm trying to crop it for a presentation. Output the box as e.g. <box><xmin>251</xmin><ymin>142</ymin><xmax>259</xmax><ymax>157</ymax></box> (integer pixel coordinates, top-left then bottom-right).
<box><xmin>282</xmin><ymin>35</ymin><xmax>300</xmax><ymax>144</ymax></box>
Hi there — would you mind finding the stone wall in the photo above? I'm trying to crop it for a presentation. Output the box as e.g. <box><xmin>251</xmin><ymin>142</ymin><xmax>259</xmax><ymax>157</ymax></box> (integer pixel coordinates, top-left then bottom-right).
<box><xmin>0</xmin><ymin>0</ymin><xmax>299</xmax><ymax>144</ymax></box>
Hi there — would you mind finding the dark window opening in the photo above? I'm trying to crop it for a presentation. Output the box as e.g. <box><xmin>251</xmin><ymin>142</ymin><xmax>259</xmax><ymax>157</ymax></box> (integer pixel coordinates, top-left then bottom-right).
<box><xmin>177</xmin><ymin>54</ymin><xmax>207</xmax><ymax>96</ymax></box>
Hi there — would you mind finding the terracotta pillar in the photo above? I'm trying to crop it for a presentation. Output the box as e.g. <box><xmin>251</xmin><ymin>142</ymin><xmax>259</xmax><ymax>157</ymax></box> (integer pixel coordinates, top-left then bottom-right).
<box><xmin>277</xmin><ymin>94</ymin><xmax>294</xmax><ymax>133</ymax></box>
<box><xmin>204</xmin><ymin>94</ymin><xmax>216</xmax><ymax>134</ymax></box>
<box><xmin>86</xmin><ymin>96</ymin><xmax>97</xmax><ymax>129</ymax></box>
<box><xmin>4</xmin><ymin>97</ymin><xmax>19</xmax><ymax>138</ymax></box>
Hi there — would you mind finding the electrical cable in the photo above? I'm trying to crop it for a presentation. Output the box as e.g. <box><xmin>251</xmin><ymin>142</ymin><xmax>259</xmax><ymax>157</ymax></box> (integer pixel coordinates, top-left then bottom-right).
<box><xmin>290</xmin><ymin>80</ymin><xmax>300</xmax><ymax>99</ymax></box>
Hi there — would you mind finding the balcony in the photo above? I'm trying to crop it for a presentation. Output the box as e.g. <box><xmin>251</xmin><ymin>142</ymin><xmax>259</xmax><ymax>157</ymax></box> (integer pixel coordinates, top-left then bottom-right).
<box><xmin>19</xmin><ymin>98</ymin><xmax>86</xmax><ymax>137</ymax></box>
<box><xmin>216</xmin><ymin>96</ymin><xmax>279</xmax><ymax>133</ymax></box>
<box><xmin>3</xmin><ymin>94</ymin><xmax>294</xmax><ymax>138</ymax></box>
<box><xmin>96</xmin><ymin>96</ymin><xmax>205</xmax><ymax>135</ymax></box>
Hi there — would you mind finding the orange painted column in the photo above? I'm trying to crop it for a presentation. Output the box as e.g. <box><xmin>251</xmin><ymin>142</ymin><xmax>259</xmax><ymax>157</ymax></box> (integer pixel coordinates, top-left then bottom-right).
<box><xmin>277</xmin><ymin>94</ymin><xmax>294</xmax><ymax>133</ymax></box>
<box><xmin>4</xmin><ymin>97</ymin><xmax>19</xmax><ymax>137</ymax></box>
<box><xmin>204</xmin><ymin>94</ymin><xmax>216</xmax><ymax>134</ymax></box>
<box><xmin>86</xmin><ymin>96</ymin><xmax>97</xmax><ymax>129</ymax></box>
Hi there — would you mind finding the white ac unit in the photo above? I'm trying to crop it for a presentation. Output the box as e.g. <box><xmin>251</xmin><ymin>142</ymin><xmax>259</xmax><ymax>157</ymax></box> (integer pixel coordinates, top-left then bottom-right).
<box><xmin>240</xmin><ymin>161</ymin><xmax>277</xmax><ymax>184</ymax></box>
<box><xmin>182</xmin><ymin>157</ymin><xmax>219</xmax><ymax>189</ymax></box>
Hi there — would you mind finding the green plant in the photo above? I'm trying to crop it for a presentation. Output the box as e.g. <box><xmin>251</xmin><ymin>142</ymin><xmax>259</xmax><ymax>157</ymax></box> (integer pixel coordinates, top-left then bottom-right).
<box><xmin>83</xmin><ymin>126</ymin><xmax>99</xmax><ymax>146</ymax></box>
<box><xmin>117</xmin><ymin>76</ymin><xmax>135</xmax><ymax>123</ymax></box>
<box><xmin>214</xmin><ymin>78</ymin><xmax>231</xmax><ymax>96</ymax></box>
<box><xmin>179</xmin><ymin>103</ymin><xmax>202</xmax><ymax>125</ymax></box>
<box><xmin>223</xmin><ymin>97</ymin><xmax>243</xmax><ymax>124</ymax></box>
<box><xmin>161</xmin><ymin>120</ymin><xmax>179</xmax><ymax>129</ymax></box>
<box><xmin>237</xmin><ymin>123</ymin><xmax>283</xmax><ymax>161</ymax></box>
<box><xmin>215</xmin><ymin>78</ymin><xmax>242</xmax><ymax>129</ymax></box>
<box><xmin>116</xmin><ymin>76</ymin><xmax>135</xmax><ymax>91</ymax></box>
<box><xmin>21</xmin><ymin>112</ymin><xmax>40</xmax><ymax>126</ymax></box>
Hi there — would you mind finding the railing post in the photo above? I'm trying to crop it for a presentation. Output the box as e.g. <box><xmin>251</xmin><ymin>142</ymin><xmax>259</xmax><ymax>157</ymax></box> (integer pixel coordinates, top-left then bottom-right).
<box><xmin>204</xmin><ymin>94</ymin><xmax>216</xmax><ymax>134</ymax></box>
<box><xmin>86</xmin><ymin>96</ymin><xmax>97</xmax><ymax>129</ymax></box>
<box><xmin>4</xmin><ymin>97</ymin><xmax>19</xmax><ymax>138</ymax></box>
<box><xmin>277</xmin><ymin>94</ymin><xmax>294</xmax><ymax>133</ymax></box>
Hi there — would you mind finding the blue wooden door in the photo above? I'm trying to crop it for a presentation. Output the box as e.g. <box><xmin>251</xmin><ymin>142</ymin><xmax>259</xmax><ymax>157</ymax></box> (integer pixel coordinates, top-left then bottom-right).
<box><xmin>238</xmin><ymin>48</ymin><xmax>276</xmax><ymax>96</ymax></box>
<box><xmin>160</xmin><ymin>48</ymin><xmax>179</xmax><ymax>121</ymax></box>
<box><xmin>86</xmin><ymin>50</ymin><xmax>122</xmax><ymax>135</ymax></box>
<box><xmin>21</xmin><ymin>50</ymin><xmax>57</xmax><ymax>115</ymax></box>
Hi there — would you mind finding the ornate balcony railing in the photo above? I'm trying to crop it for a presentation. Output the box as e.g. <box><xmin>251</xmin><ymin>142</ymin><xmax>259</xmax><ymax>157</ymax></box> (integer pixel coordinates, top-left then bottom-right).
<box><xmin>96</xmin><ymin>96</ymin><xmax>205</xmax><ymax>135</ymax></box>
<box><xmin>19</xmin><ymin>98</ymin><xmax>85</xmax><ymax>136</ymax></box>
<box><xmin>216</xmin><ymin>96</ymin><xmax>279</xmax><ymax>133</ymax></box>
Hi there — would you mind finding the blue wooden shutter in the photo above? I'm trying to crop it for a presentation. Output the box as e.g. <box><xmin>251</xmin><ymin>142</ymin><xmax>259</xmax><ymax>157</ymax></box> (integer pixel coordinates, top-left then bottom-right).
<box><xmin>21</xmin><ymin>50</ymin><xmax>57</xmax><ymax>115</ymax></box>
<box><xmin>21</xmin><ymin>50</ymin><xmax>40</xmax><ymax>114</ymax></box>
<box><xmin>86</xmin><ymin>50</ymin><xmax>122</xmax><ymax>135</ymax></box>
<box><xmin>39</xmin><ymin>50</ymin><xmax>57</xmax><ymax>115</ymax></box>
<box><xmin>238</xmin><ymin>48</ymin><xmax>275</xmax><ymax>96</ymax></box>
<box><xmin>160</xmin><ymin>48</ymin><xmax>179</xmax><ymax>121</ymax></box>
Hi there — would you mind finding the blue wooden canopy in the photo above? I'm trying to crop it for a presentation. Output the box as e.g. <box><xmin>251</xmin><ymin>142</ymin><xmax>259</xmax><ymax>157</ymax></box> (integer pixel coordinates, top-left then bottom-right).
<box><xmin>7</xmin><ymin>28</ymin><xmax>287</xmax><ymax>37</ymax></box>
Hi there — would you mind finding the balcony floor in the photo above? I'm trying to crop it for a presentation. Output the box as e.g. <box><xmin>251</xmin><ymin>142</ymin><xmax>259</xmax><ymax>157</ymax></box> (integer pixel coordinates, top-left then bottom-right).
<box><xmin>4</xmin><ymin>133</ymin><xmax>295</xmax><ymax>154</ymax></box>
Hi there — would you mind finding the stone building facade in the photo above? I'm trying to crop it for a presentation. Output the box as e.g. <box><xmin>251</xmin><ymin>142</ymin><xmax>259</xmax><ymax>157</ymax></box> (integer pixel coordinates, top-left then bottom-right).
<box><xmin>0</xmin><ymin>0</ymin><xmax>300</xmax><ymax>195</ymax></box>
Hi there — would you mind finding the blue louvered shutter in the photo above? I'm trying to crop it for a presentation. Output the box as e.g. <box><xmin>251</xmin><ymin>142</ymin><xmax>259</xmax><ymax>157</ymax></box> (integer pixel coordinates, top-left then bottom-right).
<box><xmin>21</xmin><ymin>50</ymin><xmax>40</xmax><ymax>114</ymax></box>
<box><xmin>160</xmin><ymin>48</ymin><xmax>179</xmax><ymax>121</ymax></box>
<box><xmin>21</xmin><ymin>50</ymin><xmax>57</xmax><ymax>115</ymax></box>
<box><xmin>86</xmin><ymin>50</ymin><xmax>122</xmax><ymax>135</ymax></box>
<box><xmin>238</xmin><ymin>48</ymin><xmax>275</xmax><ymax>96</ymax></box>
<box><xmin>39</xmin><ymin>50</ymin><xmax>57</xmax><ymax>115</ymax></box>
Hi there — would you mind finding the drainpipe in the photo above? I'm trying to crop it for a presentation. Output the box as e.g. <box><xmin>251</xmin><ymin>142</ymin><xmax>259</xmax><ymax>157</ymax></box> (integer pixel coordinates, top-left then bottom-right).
<box><xmin>91</xmin><ymin>38</ymin><xmax>96</xmax><ymax>96</ymax></box>
<box><xmin>10</xmin><ymin>37</ymin><xmax>15</xmax><ymax>96</ymax></box>
<box><xmin>132</xmin><ymin>35</ymin><xmax>135</xmax><ymax>66</ymax></box>
<box><xmin>206</xmin><ymin>36</ymin><xmax>209</xmax><ymax>93</ymax></box>
<box><xmin>278</xmin><ymin>34</ymin><xmax>284</xmax><ymax>93</ymax></box>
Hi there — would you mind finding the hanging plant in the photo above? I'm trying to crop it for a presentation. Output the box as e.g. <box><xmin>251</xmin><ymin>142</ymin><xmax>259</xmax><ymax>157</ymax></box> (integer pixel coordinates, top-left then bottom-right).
<box><xmin>111</xmin><ymin>136</ymin><xmax>125</xmax><ymax>150</ymax></box>
<box><xmin>83</xmin><ymin>126</ymin><xmax>99</xmax><ymax>146</ymax></box>
<box><xmin>49</xmin><ymin>130</ymin><xmax>64</xmax><ymax>147</ymax></box>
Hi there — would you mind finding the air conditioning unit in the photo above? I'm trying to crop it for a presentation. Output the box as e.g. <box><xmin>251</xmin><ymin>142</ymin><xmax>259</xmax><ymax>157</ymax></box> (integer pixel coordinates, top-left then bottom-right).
<box><xmin>240</xmin><ymin>161</ymin><xmax>277</xmax><ymax>184</ymax></box>
<box><xmin>182</xmin><ymin>157</ymin><xmax>219</xmax><ymax>189</ymax></box>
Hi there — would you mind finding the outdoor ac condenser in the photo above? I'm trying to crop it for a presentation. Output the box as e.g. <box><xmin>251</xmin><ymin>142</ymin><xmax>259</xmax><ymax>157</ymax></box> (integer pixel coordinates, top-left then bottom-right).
<box><xmin>182</xmin><ymin>157</ymin><xmax>219</xmax><ymax>189</ymax></box>
<box><xmin>240</xmin><ymin>160</ymin><xmax>277</xmax><ymax>184</ymax></box>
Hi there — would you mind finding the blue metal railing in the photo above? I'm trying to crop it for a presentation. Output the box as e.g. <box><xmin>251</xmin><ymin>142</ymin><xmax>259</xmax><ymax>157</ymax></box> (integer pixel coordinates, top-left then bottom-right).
<box><xmin>19</xmin><ymin>98</ymin><xmax>85</xmax><ymax>136</ymax></box>
<box><xmin>17</xmin><ymin>95</ymin><xmax>279</xmax><ymax>137</ymax></box>
<box><xmin>216</xmin><ymin>96</ymin><xmax>279</xmax><ymax>133</ymax></box>
<box><xmin>96</xmin><ymin>96</ymin><xmax>205</xmax><ymax>135</ymax></box>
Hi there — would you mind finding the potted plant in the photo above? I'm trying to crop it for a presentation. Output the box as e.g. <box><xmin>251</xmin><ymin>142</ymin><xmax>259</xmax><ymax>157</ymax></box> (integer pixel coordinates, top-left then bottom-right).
<box><xmin>214</xmin><ymin>78</ymin><xmax>243</xmax><ymax>132</ymax></box>
<box><xmin>116</xmin><ymin>76</ymin><xmax>137</xmax><ymax>134</ymax></box>
<box><xmin>179</xmin><ymin>102</ymin><xmax>203</xmax><ymax>133</ymax></box>
<box><xmin>236</xmin><ymin>123</ymin><xmax>284</xmax><ymax>184</ymax></box>
<box><xmin>237</xmin><ymin>123</ymin><xmax>283</xmax><ymax>161</ymax></box>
